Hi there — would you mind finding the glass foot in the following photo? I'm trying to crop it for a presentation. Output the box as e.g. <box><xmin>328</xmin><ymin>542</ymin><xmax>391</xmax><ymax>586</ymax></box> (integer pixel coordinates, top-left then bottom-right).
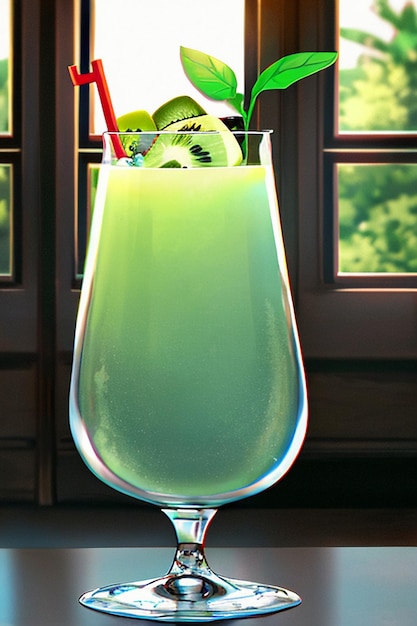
<box><xmin>79</xmin><ymin>509</ymin><xmax>301</xmax><ymax>621</ymax></box>
<box><xmin>79</xmin><ymin>572</ymin><xmax>301</xmax><ymax>622</ymax></box>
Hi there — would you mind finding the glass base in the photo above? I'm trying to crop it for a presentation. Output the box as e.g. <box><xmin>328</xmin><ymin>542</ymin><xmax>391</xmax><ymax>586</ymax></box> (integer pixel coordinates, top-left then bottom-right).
<box><xmin>79</xmin><ymin>509</ymin><xmax>301</xmax><ymax>621</ymax></box>
<box><xmin>79</xmin><ymin>572</ymin><xmax>301</xmax><ymax>622</ymax></box>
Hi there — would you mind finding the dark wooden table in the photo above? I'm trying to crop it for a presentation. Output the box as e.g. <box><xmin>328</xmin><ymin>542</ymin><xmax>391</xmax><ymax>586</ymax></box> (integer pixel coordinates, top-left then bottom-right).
<box><xmin>1</xmin><ymin>544</ymin><xmax>416</xmax><ymax>625</ymax></box>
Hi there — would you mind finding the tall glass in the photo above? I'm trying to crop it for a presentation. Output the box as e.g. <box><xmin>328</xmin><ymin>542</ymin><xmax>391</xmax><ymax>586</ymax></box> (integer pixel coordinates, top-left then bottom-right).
<box><xmin>69</xmin><ymin>130</ymin><xmax>308</xmax><ymax>621</ymax></box>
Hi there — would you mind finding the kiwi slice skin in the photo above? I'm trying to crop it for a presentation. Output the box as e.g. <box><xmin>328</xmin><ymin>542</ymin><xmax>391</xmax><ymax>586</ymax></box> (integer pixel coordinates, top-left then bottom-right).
<box><xmin>152</xmin><ymin>95</ymin><xmax>206</xmax><ymax>130</ymax></box>
<box><xmin>116</xmin><ymin>110</ymin><xmax>156</xmax><ymax>132</ymax></box>
<box><xmin>143</xmin><ymin>115</ymin><xmax>243</xmax><ymax>169</ymax></box>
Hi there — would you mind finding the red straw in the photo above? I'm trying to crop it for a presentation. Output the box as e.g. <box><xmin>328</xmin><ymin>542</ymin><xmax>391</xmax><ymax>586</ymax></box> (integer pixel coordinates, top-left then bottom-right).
<box><xmin>68</xmin><ymin>59</ymin><xmax>126</xmax><ymax>159</ymax></box>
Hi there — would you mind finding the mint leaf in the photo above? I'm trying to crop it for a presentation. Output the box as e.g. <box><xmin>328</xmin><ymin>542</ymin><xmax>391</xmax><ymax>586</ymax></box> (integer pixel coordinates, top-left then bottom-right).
<box><xmin>180</xmin><ymin>46</ymin><xmax>238</xmax><ymax>101</ymax></box>
<box><xmin>179</xmin><ymin>46</ymin><xmax>338</xmax><ymax>132</ymax></box>
<box><xmin>251</xmin><ymin>52</ymin><xmax>338</xmax><ymax>100</ymax></box>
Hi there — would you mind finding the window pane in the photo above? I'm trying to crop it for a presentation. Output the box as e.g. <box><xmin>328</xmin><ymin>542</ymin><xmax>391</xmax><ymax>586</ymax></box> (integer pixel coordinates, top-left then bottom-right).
<box><xmin>92</xmin><ymin>0</ymin><xmax>244</xmax><ymax>135</ymax></box>
<box><xmin>77</xmin><ymin>160</ymin><xmax>100</xmax><ymax>278</ymax></box>
<box><xmin>338</xmin><ymin>163</ymin><xmax>417</xmax><ymax>273</ymax></box>
<box><xmin>0</xmin><ymin>163</ymin><xmax>12</xmax><ymax>276</ymax></box>
<box><xmin>338</xmin><ymin>0</ymin><xmax>417</xmax><ymax>132</ymax></box>
<box><xmin>0</xmin><ymin>0</ymin><xmax>11</xmax><ymax>134</ymax></box>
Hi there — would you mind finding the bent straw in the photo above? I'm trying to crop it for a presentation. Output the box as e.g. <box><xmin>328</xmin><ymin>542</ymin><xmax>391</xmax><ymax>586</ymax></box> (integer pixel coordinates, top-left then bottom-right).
<box><xmin>68</xmin><ymin>59</ymin><xmax>126</xmax><ymax>159</ymax></box>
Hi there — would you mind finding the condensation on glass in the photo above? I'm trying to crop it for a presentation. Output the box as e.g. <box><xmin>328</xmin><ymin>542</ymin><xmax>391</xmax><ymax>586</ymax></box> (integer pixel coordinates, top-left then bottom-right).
<box><xmin>0</xmin><ymin>0</ymin><xmax>12</xmax><ymax>279</ymax></box>
<box><xmin>335</xmin><ymin>1</ymin><xmax>417</xmax><ymax>277</ymax></box>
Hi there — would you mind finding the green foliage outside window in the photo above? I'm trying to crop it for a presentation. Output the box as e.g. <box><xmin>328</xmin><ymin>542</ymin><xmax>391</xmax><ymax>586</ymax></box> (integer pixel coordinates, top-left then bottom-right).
<box><xmin>338</xmin><ymin>0</ymin><xmax>417</xmax><ymax>273</ymax></box>
<box><xmin>0</xmin><ymin>58</ymin><xmax>8</xmax><ymax>132</ymax></box>
<box><xmin>338</xmin><ymin>164</ymin><xmax>417</xmax><ymax>273</ymax></box>
<box><xmin>0</xmin><ymin>165</ymin><xmax>11</xmax><ymax>276</ymax></box>
<box><xmin>340</xmin><ymin>0</ymin><xmax>417</xmax><ymax>132</ymax></box>
<box><xmin>0</xmin><ymin>57</ymin><xmax>10</xmax><ymax>276</ymax></box>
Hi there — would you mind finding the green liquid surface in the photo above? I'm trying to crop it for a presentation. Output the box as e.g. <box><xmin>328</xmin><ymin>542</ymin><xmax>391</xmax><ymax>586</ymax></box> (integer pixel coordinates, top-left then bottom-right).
<box><xmin>78</xmin><ymin>165</ymin><xmax>302</xmax><ymax>502</ymax></box>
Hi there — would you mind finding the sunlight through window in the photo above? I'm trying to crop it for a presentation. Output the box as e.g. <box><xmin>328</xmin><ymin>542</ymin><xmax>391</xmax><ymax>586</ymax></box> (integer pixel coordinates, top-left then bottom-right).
<box><xmin>92</xmin><ymin>0</ymin><xmax>245</xmax><ymax>134</ymax></box>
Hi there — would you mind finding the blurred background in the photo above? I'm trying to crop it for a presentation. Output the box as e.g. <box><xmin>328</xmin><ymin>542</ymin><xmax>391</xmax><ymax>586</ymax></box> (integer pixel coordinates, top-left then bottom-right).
<box><xmin>0</xmin><ymin>0</ymin><xmax>416</xmax><ymax>511</ymax></box>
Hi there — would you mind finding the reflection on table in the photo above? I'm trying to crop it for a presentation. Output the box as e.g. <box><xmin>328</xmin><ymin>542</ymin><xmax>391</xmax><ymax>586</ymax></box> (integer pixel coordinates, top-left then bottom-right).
<box><xmin>0</xmin><ymin>546</ymin><xmax>415</xmax><ymax>625</ymax></box>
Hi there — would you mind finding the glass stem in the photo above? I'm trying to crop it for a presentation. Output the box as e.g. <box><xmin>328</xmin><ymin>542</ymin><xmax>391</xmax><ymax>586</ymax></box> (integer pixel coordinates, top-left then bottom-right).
<box><xmin>161</xmin><ymin>508</ymin><xmax>224</xmax><ymax>599</ymax></box>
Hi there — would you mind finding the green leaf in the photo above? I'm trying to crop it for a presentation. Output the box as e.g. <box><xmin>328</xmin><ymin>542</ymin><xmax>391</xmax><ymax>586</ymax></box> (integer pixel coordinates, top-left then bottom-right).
<box><xmin>251</xmin><ymin>52</ymin><xmax>338</xmax><ymax>100</ymax></box>
<box><xmin>180</xmin><ymin>46</ymin><xmax>238</xmax><ymax>101</ymax></box>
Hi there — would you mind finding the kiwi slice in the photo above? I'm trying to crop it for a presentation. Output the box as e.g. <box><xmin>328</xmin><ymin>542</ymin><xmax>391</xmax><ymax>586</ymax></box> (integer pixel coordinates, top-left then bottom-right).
<box><xmin>153</xmin><ymin>95</ymin><xmax>206</xmax><ymax>130</ymax></box>
<box><xmin>116</xmin><ymin>110</ymin><xmax>156</xmax><ymax>132</ymax></box>
<box><xmin>143</xmin><ymin>115</ymin><xmax>243</xmax><ymax>168</ymax></box>
<box><xmin>116</xmin><ymin>110</ymin><xmax>157</xmax><ymax>158</ymax></box>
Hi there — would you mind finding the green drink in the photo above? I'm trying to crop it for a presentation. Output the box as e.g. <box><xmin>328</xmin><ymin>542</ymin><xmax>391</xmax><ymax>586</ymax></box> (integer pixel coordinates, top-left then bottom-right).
<box><xmin>67</xmin><ymin>42</ymin><xmax>336</xmax><ymax>620</ymax></box>
<box><xmin>71</xmin><ymin>133</ymin><xmax>306</xmax><ymax>508</ymax></box>
<box><xmin>75</xmin><ymin>161</ymin><xmax>304</xmax><ymax>504</ymax></box>
<box><xmin>69</xmin><ymin>130</ymin><xmax>307</xmax><ymax>619</ymax></box>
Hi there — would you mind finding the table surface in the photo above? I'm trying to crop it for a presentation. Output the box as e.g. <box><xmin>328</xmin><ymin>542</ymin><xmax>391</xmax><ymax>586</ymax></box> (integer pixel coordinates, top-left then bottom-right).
<box><xmin>1</xmin><ymin>545</ymin><xmax>416</xmax><ymax>626</ymax></box>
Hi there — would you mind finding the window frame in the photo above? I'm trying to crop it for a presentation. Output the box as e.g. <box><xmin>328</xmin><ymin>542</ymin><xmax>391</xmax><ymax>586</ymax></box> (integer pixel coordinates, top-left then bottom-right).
<box><xmin>325</xmin><ymin>0</ymin><xmax>417</xmax><ymax>287</ymax></box>
<box><xmin>56</xmin><ymin>0</ymin><xmax>266</xmax><ymax>351</ymax></box>
<box><xmin>0</xmin><ymin>0</ymin><xmax>22</xmax><ymax>284</ymax></box>
<box><xmin>58</xmin><ymin>0</ymin><xmax>417</xmax><ymax>361</ymax></box>
<box><xmin>295</xmin><ymin>0</ymin><xmax>417</xmax><ymax>359</ymax></box>
<box><xmin>63</xmin><ymin>0</ymin><xmax>290</xmax><ymax>296</ymax></box>
<box><xmin>51</xmin><ymin>0</ymin><xmax>417</xmax><ymax>507</ymax></box>
<box><xmin>0</xmin><ymin>0</ymin><xmax>39</xmax><ymax>351</ymax></box>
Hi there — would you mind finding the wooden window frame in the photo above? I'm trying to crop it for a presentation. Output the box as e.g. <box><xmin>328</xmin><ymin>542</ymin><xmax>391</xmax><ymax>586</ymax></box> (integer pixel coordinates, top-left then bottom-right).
<box><xmin>53</xmin><ymin>0</ymin><xmax>417</xmax><ymax>507</ymax></box>
<box><xmin>295</xmin><ymin>0</ymin><xmax>417</xmax><ymax>358</ymax></box>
